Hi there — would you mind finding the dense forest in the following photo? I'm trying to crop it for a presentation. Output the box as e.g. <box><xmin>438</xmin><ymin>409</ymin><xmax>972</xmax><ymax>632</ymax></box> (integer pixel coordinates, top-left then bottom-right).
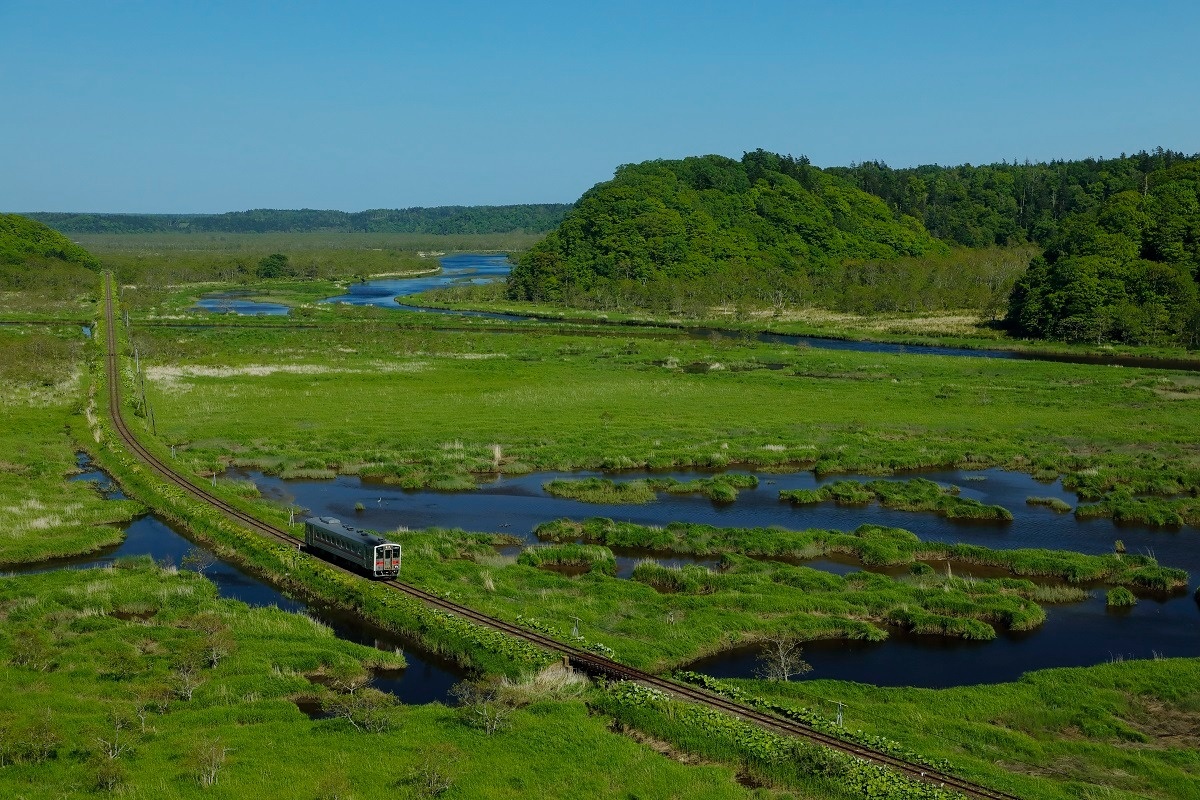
<box><xmin>510</xmin><ymin>149</ymin><xmax>1200</xmax><ymax>345</ymax></box>
<box><xmin>24</xmin><ymin>204</ymin><xmax>571</xmax><ymax>235</ymax></box>
<box><xmin>507</xmin><ymin>151</ymin><xmax>953</xmax><ymax>313</ymax></box>
<box><xmin>831</xmin><ymin>148</ymin><xmax>1197</xmax><ymax>249</ymax></box>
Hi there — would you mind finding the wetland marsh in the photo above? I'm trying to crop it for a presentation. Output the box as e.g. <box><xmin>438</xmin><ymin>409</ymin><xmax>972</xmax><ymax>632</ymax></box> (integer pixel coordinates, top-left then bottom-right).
<box><xmin>5</xmin><ymin>251</ymin><xmax>1199</xmax><ymax>798</ymax></box>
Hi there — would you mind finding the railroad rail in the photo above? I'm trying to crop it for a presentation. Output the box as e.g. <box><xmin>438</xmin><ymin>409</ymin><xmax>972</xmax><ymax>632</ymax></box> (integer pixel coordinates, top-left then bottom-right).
<box><xmin>102</xmin><ymin>277</ymin><xmax>1022</xmax><ymax>800</ymax></box>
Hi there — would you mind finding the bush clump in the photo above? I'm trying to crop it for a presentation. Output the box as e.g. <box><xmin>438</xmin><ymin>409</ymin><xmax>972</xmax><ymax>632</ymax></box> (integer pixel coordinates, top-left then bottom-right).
<box><xmin>1106</xmin><ymin>587</ymin><xmax>1138</xmax><ymax>607</ymax></box>
<box><xmin>1026</xmin><ymin>496</ymin><xmax>1073</xmax><ymax>513</ymax></box>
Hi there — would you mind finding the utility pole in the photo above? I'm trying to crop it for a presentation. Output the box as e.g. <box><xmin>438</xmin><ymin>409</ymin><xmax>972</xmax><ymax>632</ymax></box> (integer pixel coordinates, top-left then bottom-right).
<box><xmin>836</xmin><ymin>702</ymin><xmax>844</xmax><ymax>727</ymax></box>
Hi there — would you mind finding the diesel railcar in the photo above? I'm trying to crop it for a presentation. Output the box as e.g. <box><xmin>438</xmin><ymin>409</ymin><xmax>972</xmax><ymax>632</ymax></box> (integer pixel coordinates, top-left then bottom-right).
<box><xmin>303</xmin><ymin>516</ymin><xmax>401</xmax><ymax>578</ymax></box>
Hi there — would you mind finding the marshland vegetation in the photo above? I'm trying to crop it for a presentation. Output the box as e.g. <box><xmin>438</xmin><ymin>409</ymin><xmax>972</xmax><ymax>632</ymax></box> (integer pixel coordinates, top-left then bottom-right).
<box><xmin>0</xmin><ymin>563</ymin><xmax>765</xmax><ymax>800</ymax></box>
<box><xmin>122</xmin><ymin>318</ymin><xmax>1200</xmax><ymax>499</ymax></box>
<box><xmin>3</xmin><ymin>213</ymin><xmax>1197</xmax><ymax>798</ymax></box>
<box><xmin>705</xmin><ymin>658</ymin><xmax>1200</xmax><ymax>800</ymax></box>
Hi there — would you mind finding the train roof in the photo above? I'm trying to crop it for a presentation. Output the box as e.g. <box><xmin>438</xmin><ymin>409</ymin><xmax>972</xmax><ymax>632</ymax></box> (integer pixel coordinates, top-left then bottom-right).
<box><xmin>303</xmin><ymin>515</ymin><xmax>393</xmax><ymax>546</ymax></box>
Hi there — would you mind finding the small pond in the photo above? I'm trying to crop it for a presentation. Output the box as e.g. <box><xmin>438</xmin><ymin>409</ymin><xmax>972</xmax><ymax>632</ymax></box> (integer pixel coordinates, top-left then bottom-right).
<box><xmin>194</xmin><ymin>291</ymin><xmax>291</xmax><ymax>316</ymax></box>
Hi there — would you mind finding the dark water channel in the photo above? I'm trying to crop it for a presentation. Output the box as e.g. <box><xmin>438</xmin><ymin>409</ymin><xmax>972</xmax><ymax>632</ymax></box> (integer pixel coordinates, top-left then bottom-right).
<box><xmin>228</xmin><ymin>464</ymin><xmax>1200</xmax><ymax>688</ymax></box>
<box><xmin>7</xmin><ymin>457</ymin><xmax>466</xmax><ymax>704</ymax></box>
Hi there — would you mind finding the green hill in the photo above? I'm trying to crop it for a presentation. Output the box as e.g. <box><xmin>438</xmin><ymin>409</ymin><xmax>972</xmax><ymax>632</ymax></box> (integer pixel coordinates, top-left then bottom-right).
<box><xmin>0</xmin><ymin>214</ymin><xmax>102</xmax><ymax>298</ymax></box>
<box><xmin>0</xmin><ymin>214</ymin><xmax>99</xmax><ymax>270</ymax></box>
<box><xmin>507</xmin><ymin>151</ymin><xmax>946</xmax><ymax>304</ymax></box>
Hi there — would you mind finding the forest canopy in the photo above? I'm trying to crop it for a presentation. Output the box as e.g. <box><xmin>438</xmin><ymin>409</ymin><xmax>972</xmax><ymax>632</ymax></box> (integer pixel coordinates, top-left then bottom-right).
<box><xmin>507</xmin><ymin>151</ymin><xmax>946</xmax><ymax>308</ymax></box>
<box><xmin>1004</xmin><ymin>161</ymin><xmax>1200</xmax><ymax>346</ymax></box>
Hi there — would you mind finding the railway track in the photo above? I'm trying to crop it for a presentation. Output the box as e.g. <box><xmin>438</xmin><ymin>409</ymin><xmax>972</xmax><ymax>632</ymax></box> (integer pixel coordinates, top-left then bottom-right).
<box><xmin>102</xmin><ymin>276</ymin><xmax>1022</xmax><ymax>800</ymax></box>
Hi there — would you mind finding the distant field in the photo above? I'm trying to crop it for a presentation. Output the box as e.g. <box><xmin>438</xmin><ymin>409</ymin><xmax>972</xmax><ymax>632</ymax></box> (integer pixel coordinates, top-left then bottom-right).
<box><xmin>76</xmin><ymin>231</ymin><xmax>543</xmax><ymax>255</ymax></box>
<box><xmin>75</xmin><ymin>231</ymin><xmax>538</xmax><ymax>290</ymax></box>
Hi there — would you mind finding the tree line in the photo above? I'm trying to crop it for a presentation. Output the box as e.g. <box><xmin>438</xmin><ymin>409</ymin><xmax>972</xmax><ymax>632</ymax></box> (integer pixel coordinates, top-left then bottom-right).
<box><xmin>22</xmin><ymin>205</ymin><xmax>572</xmax><ymax>235</ymax></box>
<box><xmin>830</xmin><ymin>148</ymin><xmax>1197</xmax><ymax>249</ymax></box>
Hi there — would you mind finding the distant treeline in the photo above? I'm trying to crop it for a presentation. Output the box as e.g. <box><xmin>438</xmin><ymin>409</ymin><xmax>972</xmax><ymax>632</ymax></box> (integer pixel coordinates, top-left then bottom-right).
<box><xmin>23</xmin><ymin>204</ymin><xmax>572</xmax><ymax>235</ymax></box>
<box><xmin>832</xmin><ymin>151</ymin><xmax>1200</xmax><ymax>345</ymax></box>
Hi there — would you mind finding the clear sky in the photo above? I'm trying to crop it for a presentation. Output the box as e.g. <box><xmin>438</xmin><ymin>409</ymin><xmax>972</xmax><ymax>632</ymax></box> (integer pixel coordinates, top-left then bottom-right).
<box><xmin>2</xmin><ymin>0</ymin><xmax>1198</xmax><ymax>212</ymax></box>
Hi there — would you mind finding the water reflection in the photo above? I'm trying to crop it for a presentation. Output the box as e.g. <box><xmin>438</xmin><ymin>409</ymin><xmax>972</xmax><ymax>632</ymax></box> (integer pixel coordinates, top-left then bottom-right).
<box><xmin>194</xmin><ymin>291</ymin><xmax>290</xmax><ymax>316</ymax></box>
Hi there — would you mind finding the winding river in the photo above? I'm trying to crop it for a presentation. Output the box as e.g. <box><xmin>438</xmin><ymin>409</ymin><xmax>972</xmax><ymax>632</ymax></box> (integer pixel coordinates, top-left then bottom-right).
<box><xmin>226</xmin><ymin>464</ymin><xmax>1200</xmax><ymax>688</ymax></box>
<box><xmin>199</xmin><ymin>254</ymin><xmax>1200</xmax><ymax>370</ymax></box>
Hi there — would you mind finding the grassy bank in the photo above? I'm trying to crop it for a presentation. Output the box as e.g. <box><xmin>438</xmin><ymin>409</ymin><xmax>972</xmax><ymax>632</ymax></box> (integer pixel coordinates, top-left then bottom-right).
<box><xmin>1076</xmin><ymin>491</ymin><xmax>1200</xmax><ymax>527</ymax></box>
<box><xmin>544</xmin><ymin>474</ymin><xmax>758</xmax><ymax>504</ymax></box>
<box><xmin>593</xmin><ymin>682</ymin><xmax>962</xmax><ymax>800</ymax></box>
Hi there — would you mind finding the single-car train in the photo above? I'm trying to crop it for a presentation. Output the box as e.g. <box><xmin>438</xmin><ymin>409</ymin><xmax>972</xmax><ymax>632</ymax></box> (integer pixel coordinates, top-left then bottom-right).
<box><xmin>303</xmin><ymin>516</ymin><xmax>401</xmax><ymax>578</ymax></box>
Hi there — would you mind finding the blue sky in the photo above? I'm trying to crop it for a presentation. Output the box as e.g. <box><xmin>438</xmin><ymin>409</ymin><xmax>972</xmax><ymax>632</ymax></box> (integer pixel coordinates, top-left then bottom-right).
<box><xmin>2</xmin><ymin>1</ymin><xmax>1198</xmax><ymax>212</ymax></box>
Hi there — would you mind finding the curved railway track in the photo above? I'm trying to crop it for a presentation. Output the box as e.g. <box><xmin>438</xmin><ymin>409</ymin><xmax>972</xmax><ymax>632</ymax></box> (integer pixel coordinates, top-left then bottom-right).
<box><xmin>103</xmin><ymin>277</ymin><xmax>1021</xmax><ymax>800</ymax></box>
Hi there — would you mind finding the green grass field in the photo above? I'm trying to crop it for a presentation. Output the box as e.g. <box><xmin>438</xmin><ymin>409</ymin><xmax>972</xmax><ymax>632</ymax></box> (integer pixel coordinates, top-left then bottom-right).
<box><xmin>130</xmin><ymin>320</ymin><xmax>1200</xmax><ymax>500</ymax></box>
<box><xmin>0</xmin><ymin>325</ymin><xmax>143</xmax><ymax>563</ymax></box>
<box><xmin>0</xmin><ymin>563</ymin><xmax>763</xmax><ymax>800</ymax></box>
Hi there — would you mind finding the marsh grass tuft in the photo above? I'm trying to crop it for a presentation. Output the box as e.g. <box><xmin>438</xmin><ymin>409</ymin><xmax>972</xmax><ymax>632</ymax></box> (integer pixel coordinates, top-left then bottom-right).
<box><xmin>782</xmin><ymin>478</ymin><xmax>1013</xmax><ymax>520</ymax></box>
<box><xmin>1106</xmin><ymin>587</ymin><xmax>1138</xmax><ymax>607</ymax></box>
<box><xmin>516</xmin><ymin>543</ymin><xmax>617</xmax><ymax>575</ymax></box>
<box><xmin>544</xmin><ymin>474</ymin><xmax>757</xmax><ymax>504</ymax></box>
<box><xmin>1026</xmin><ymin>496</ymin><xmax>1073</xmax><ymax>513</ymax></box>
